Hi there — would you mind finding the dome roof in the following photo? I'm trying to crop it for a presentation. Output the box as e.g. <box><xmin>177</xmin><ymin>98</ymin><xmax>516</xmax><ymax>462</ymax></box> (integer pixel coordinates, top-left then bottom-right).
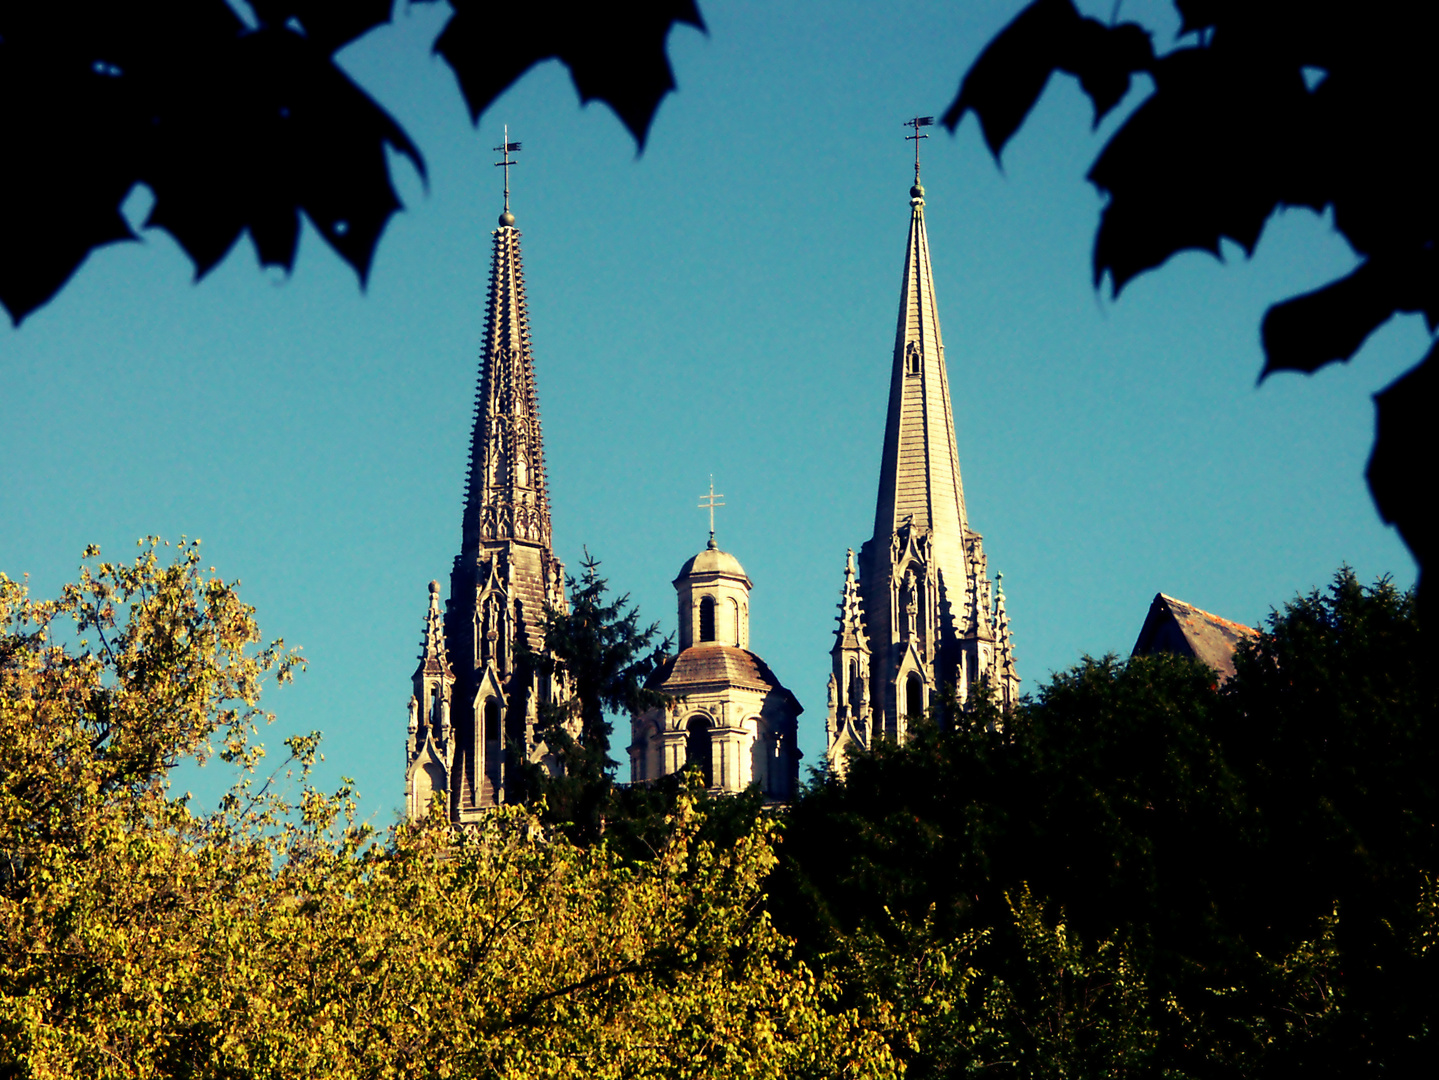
<box><xmin>675</xmin><ymin>541</ymin><xmax>749</xmax><ymax>583</ymax></box>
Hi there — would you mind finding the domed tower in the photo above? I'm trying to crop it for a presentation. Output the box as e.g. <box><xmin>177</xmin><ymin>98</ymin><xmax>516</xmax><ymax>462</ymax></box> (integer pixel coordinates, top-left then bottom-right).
<box><xmin>629</xmin><ymin>537</ymin><xmax>802</xmax><ymax>801</ymax></box>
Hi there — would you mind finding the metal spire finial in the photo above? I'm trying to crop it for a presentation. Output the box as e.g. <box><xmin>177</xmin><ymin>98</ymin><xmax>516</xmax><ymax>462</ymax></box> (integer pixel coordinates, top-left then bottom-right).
<box><xmin>493</xmin><ymin>124</ymin><xmax>522</xmax><ymax>225</ymax></box>
<box><xmin>904</xmin><ymin>115</ymin><xmax>933</xmax><ymax>186</ymax></box>
<box><xmin>698</xmin><ymin>476</ymin><xmax>725</xmax><ymax>549</ymax></box>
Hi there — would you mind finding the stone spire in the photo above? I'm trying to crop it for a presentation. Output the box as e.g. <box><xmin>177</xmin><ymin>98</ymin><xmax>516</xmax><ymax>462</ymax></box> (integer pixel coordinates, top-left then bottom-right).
<box><xmin>403</xmin><ymin>167</ymin><xmax>570</xmax><ymax>823</ymax></box>
<box><xmin>873</xmin><ymin>178</ymin><xmax>968</xmax><ymax>577</ymax></box>
<box><xmin>441</xmin><ymin>206</ymin><xmax>568</xmax><ymax>819</ymax></box>
<box><xmin>826</xmin><ymin>548</ymin><xmax>872</xmax><ymax>761</ymax></box>
<box><xmin>992</xmin><ymin>573</ymin><xmax>1018</xmax><ymax>709</ymax></box>
<box><xmin>405</xmin><ymin>581</ymin><xmax>455</xmax><ymax>820</ymax></box>
<box><xmin>826</xmin><ymin>165</ymin><xmax>1019</xmax><ymax>774</ymax></box>
<box><xmin>461</xmin><ymin>217</ymin><xmax>552</xmax><ymax>566</ymax></box>
<box><xmin>418</xmin><ymin>580</ymin><xmax>453</xmax><ymax>675</ymax></box>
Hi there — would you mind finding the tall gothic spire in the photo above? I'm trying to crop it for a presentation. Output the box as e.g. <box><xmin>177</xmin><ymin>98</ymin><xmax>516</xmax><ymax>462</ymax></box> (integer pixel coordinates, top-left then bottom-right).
<box><xmin>461</xmin><ymin>215</ymin><xmax>552</xmax><ymax>558</ymax></box>
<box><xmin>825</xmin><ymin>159</ymin><xmax>1018</xmax><ymax>773</ymax></box>
<box><xmin>409</xmin><ymin>151</ymin><xmax>570</xmax><ymax>822</ymax></box>
<box><xmin>872</xmin><ymin>180</ymin><xmax>969</xmax><ymax>576</ymax></box>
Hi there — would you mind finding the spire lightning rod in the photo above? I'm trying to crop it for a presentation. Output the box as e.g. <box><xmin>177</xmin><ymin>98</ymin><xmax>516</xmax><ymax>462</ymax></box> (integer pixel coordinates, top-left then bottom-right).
<box><xmin>494</xmin><ymin>124</ymin><xmax>522</xmax><ymax>213</ymax></box>
<box><xmin>698</xmin><ymin>476</ymin><xmax>725</xmax><ymax>544</ymax></box>
<box><xmin>904</xmin><ymin>115</ymin><xmax>933</xmax><ymax>183</ymax></box>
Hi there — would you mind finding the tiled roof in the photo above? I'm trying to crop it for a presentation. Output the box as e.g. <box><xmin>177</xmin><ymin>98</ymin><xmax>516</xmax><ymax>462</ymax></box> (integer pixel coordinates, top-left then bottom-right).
<box><xmin>1131</xmin><ymin>593</ymin><xmax>1259</xmax><ymax>681</ymax></box>
<box><xmin>648</xmin><ymin>645</ymin><xmax>803</xmax><ymax>712</ymax></box>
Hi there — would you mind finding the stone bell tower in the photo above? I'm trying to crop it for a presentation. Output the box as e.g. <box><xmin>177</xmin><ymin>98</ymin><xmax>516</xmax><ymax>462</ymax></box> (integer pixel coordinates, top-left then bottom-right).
<box><xmin>405</xmin><ymin>140</ymin><xmax>570</xmax><ymax>821</ymax></box>
<box><xmin>826</xmin><ymin>134</ymin><xmax>1019</xmax><ymax>773</ymax></box>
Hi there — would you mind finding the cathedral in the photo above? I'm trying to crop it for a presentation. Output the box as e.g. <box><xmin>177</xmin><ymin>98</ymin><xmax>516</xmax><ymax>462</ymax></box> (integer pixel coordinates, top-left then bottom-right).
<box><xmin>406</xmin><ymin>135</ymin><xmax>1017</xmax><ymax>816</ymax></box>
<box><xmin>823</xmin><ymin>165</ymin><xmax>1020</xmax><ymax>772</ymax></box>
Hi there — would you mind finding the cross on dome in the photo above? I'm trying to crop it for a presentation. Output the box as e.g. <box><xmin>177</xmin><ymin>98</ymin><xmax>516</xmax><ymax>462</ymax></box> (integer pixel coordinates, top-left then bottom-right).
<box><xmin>698</xmin><ymin>476</ymin><xmax>725</xmax><ymax>549</ymax></box>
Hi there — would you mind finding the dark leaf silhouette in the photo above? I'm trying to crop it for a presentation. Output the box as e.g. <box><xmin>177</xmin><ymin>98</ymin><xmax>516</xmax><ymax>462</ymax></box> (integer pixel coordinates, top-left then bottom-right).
<box><xmin>942</xmin><ymin>0</ymin><xmax>1152</xmax><ymax>158</ymax></box>
<box><xmin>947</xmin><ymin>0</ymin><xmax>1438</xmax><ymax>605</ymax></box>
<box><xmin>0</xmin><ymin>1</ymin><xmax>704</xmax><ymax>325</ymax></box>
<box><xmin>432</xmin><ymin>0</ymin><xmax>704</xmax><ymax>148</ymax></box>
<box><xmin>1368</xmin><ymin>345</ymin><xmax>1436</xmax><ymax>614</ymax></box>
<box><xmin>249</xmin><ymin>0</ymin><xmax>395</xmax><ymax>52</ymax></box>
<box><xmin>1258</xmin><ymin>255</ymin><xmax>1433</xmax><ymax>378</ymax></box>
<box><xmin>0</xmin><ymin>2</ymin><xmax>421</xmax><ymax>324</ymax></box>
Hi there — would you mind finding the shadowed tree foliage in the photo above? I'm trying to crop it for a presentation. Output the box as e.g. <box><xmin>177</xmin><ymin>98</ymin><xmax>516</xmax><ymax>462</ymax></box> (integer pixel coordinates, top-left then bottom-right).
<box><xmin>517</xmin><ymin>551</ymin><xmax>672</xmax><ymax>844</ymax></box>
<box><xmin>774</xmin><ymin>570</ymin><xmax>1436</xmax><ymax>1077</ymax></box>
<box><xmin>0</xmin><ymin>0</ymin><xmax>704</xmax><ymax>324</ymax></box>
<box><xmin>946</xmin><ymin>0</ymin><xmax>1436</xmax><ymax>611</ymax></box>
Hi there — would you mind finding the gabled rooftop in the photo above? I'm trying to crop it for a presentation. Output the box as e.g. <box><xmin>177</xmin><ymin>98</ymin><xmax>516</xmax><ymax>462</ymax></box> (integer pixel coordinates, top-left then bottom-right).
<box><xmin>1131</xmin><ymin>593</ymin><xmax>1259</xmax><ymax>682</ymax></box>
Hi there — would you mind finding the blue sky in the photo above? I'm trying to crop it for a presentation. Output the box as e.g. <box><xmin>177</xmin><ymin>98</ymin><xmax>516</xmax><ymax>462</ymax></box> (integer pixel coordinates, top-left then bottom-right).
<box><xmin>1</xmin><ymin>1</ymin><xmax>1420</xmax><ymax>822</ymax></box>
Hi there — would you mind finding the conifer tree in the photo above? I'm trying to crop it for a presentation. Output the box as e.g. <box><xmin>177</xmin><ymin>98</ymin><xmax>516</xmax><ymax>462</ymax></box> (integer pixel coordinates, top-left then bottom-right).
<box><xmin>517</xmin><ymin>551</ymin><xmax>672</xmax><ymax>843</ymax></box>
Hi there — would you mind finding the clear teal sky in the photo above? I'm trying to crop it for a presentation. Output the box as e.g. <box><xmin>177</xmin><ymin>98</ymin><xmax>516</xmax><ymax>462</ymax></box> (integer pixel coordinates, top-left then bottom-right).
<box><xmin>2</xmin><ymin>1</ymin><xmax>1419</xmax><ymax>822</ymax></box>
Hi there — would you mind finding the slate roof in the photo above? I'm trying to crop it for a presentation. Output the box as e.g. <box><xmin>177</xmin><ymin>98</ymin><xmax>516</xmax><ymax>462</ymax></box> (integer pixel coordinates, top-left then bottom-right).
<box><xmin>648</xmin><ymin>645</ymin><xmax>803</xmax><ymax>713</ymax></box>
<box><xmin>1131</xmin><ymin>593</ymin><xmax>1259</xmax><ymax>682</ymax></box>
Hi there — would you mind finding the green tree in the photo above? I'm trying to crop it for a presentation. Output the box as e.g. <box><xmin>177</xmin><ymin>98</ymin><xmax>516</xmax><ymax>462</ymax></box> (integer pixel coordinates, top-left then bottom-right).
<box><xmin>775</xmin><ymin>570</ymin><xmax>1436</xmax><ymax>1076</ymax></box>
<box><xmin>510</xmin><ymin>551</ymin><xmax>672</xmax><ymax>843</ymax></box>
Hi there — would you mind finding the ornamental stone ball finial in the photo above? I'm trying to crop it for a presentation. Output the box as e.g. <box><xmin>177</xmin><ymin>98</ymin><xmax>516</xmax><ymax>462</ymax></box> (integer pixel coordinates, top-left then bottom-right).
<box><xmin>429</xmin><ymin>579</ymin><xmax>440</xmax><ymax>595</ymax></box>
<box><xmin>499</xmin><ymin>210</ymin><xmax>516</xmax><ymax>227</ymax></box>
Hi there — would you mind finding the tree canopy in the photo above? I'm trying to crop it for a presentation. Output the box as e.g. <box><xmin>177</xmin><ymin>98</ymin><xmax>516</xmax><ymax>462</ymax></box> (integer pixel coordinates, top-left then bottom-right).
<box><xmin>775</xmin><ymin>569</ymin><xmax>1436</xmax><ymax>1076</ymax></box>
<box><xmin>4</xmin><ymin>545</ymin><xmax>1431</xmax><ymax>1076</ymax></box>
<box><xmin>0</xmin><ymin>542</ymin><xmax>892</xmax><ymax>1078</ymax></box>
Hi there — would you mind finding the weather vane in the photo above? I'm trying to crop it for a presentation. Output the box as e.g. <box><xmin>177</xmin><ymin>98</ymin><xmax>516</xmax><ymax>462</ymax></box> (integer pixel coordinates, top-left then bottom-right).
<box><xmin>904</xmin><ymin>115</ymin><xmax>933</xmax><ymax>183</ymax></box>
<box><xmin>698</xmin><ymin>476</ymin><xmax>725</xmax><ymax>547</ymax></box>
<box><xmin>494</xmin><ymin>124</ymin><xmax>522</xmax><ymax>214</ymax></box>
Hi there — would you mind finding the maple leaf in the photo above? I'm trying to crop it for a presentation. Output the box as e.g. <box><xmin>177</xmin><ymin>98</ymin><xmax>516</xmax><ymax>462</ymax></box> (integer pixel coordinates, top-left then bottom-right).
<box><xmin>945</xmin><ymin>0</ymin><xmax>1438</xmax><ymax>609</ymax></box>
<box><xmin>1</xmin><ymin>1</ymin><xmax>705</xmax><ymax>324</ymax></box>
<box><xmin>432</xmin><ymin>0</ymin><xmax>706</xmax><ymax>148</ymax></box>
<box><xmin>0</xmin><ymin>1</ymin><xmax>421</xmax><ymax>324</ymax></box>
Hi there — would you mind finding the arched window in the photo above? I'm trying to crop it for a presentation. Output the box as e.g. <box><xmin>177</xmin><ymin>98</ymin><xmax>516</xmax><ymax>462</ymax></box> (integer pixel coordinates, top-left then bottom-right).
<box><xmin>699</xmin><ymin>596</ymin><xmax>716</xmax><ymax>642</ymax></box>
<box><xmin>686</xmin><ymin>715</ymin><xmax>713</xmax><ymax>787</ymax></box>
<box><xmin>484</xmin><ymin>699</ymin><xmax>501</xmax><ymax>744</ymax></box>
<box><xmin>906</xmin><ymin>673</ymin><xmax>924</xmax><ymax>722</ymax></box>
<box><xmin>847</xmin><ymin>659</ymin><xmax>858</xmax><ymax>702</ymax></box>
<box><xmin>728</xmin><ymin>598</ymin><xmax>740</xmax><ymax>646</ymax></box>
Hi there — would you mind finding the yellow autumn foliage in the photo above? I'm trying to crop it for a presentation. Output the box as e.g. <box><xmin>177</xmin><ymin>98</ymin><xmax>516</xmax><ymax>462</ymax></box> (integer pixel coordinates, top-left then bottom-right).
<box><xmin>0</xmin><ymin>542</ymin><xmax>895</xmax><ymax>1080</ymax></box>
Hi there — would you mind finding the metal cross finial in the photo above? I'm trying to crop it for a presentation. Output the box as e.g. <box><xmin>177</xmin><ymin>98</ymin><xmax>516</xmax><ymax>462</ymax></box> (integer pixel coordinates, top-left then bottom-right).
<box><xmin>904</xmin><ymin>115</ymin><xmax>934</xmax><ymax>183</ymax></box>
<box><xmin>698</xmin><ymin>476</ymin><xmax>725</xmax><ymax>547</ymax></box>
<box><xmin>493</xmin><ymin>124</ymin><xmax>522</xmax><ymax>213</ymax></box>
